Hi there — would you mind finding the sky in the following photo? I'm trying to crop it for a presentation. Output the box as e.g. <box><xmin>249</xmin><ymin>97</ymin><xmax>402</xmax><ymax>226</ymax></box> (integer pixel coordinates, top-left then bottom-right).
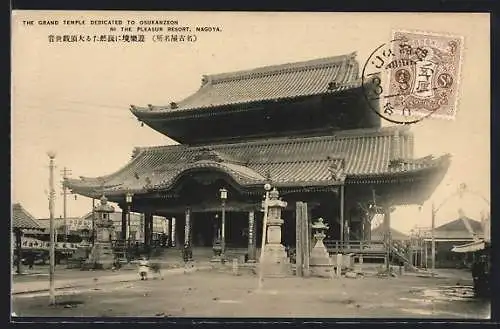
<box><xmin>11</xmin><ymin>11</ymin><xmax>490</xmax><ymax>234</ymax></box>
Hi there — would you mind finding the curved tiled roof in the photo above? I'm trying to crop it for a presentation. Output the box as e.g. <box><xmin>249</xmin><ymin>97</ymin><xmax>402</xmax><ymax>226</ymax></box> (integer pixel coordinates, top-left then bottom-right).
<box><xmin>66</xmin><ymin>126</ymin><xmax>451</xmax><ymax>197</ymax></box>
<box><xmin>130</xmin><ymin>53</ymin><xmax>360</xmax><ymax>116</ymax></box>
<box><xmin>12</xmin><ymin>203</ymin><xmax>42</xmax><ymax>230</ymax></box>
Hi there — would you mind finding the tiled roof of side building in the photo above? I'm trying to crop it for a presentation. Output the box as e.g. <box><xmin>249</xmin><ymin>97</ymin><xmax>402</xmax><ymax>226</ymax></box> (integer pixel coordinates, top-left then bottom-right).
<box><xmin>435</xmin><ymin>217</ymin><xmax>483</xmax><ymax>234</ymax></box>
<box><xmin>66</xmin><ymin>126</ymin><xmax>451</xmax><ymax>196</ymax></box>
<box><xmin>130</xmin><ymin>53</ymin><xmax>360</xmax><ymax>116</ymax></box>
<box><xmin>12</xmin><ymin>203</ymin><xmax>43</xmax><ymax>230</ymax></box>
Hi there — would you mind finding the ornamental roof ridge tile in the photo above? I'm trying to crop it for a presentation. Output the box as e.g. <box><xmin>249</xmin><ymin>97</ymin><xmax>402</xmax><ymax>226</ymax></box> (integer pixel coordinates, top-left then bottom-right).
<box><xmin>135</xmin><ymin>126</ymin><xmax>411</xmax><ymax>152</ymax></box>
<box><xmin>206</xmin><ymin>52</ymin><xmax>358</xmax><ymax>84</ymax></box>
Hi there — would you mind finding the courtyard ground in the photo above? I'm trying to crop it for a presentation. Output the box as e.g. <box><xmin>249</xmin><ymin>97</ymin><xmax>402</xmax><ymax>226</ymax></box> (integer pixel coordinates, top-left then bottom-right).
<box><xmin>11</xmin><ymin>266</ymin><xmax>490</xmax><ymax>319</ymax></box>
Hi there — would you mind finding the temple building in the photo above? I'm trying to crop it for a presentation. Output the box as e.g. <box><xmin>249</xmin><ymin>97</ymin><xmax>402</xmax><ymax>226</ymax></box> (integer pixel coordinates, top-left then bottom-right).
<box><xmin>66</xmin><ymin>53</ymin><xmax>450</xmax><ymax>262</ymax></box>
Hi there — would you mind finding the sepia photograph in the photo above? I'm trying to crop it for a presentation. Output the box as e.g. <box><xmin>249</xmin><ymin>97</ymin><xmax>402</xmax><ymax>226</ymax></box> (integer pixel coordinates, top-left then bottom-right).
<box><xmin>11</xmin><ymin>11</ymin><xmax>491</xmax><ymax>320</ymax></box>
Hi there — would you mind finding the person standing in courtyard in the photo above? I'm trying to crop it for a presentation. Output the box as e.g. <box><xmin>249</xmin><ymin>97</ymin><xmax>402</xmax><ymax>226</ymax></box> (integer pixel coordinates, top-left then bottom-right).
<box><xmin>138</xmin><ymin>256</ymin><xmax>150</xmax><ymax>280</ymax></box>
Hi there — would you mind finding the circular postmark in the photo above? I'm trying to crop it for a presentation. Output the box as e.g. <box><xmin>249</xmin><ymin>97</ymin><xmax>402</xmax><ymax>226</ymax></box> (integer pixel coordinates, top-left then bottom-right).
<box><xmin>361</xmin><ymin>37</ymin><xmax>456</xmax><ymax>124</ymax></box>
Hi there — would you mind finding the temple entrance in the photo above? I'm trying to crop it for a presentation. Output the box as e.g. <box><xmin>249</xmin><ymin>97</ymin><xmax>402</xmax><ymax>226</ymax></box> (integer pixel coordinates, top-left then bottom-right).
<box><xmin>226</xmin><ymin>212</ymin><xmax>247</xmax><ymax>248</ymax></box>
<box><xmin>190</xmin><ymin>211</ymin><xmax>249</xmax><ymax>248</ymax></box>
<box><xmin>282</xmin><ymin>210</ymin><xmax>296</xmax><ymax>248</ymax></box>
<box><xmin>192</xmin><ymin>212</ymin><xmax>217</xmax><ymax>247</ymax></box>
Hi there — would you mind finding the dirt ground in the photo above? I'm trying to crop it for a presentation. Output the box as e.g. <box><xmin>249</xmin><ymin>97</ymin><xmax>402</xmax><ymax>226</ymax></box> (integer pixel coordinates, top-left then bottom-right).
<box><xmin>12</xmin><ymin>268</ymin><xmax>490</xmax><ymax>319</ymax></box>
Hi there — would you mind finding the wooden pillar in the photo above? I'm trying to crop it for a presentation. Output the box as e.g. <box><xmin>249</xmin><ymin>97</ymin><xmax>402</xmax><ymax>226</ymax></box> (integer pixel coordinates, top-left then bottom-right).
<box><xmin>303</xmin><ymin>202</ymin><xmax>311</xmax><ymax>277</ymax></box>
<box><xmin>149</xmin><ymin>215</ymin><xmax>154</xmax><ymax>245</ymax></box>
<box><xmin>184</xmin><ymin>208</ymin><xmax>191</xmax><ymax>246</ymax></box>
<box><xmin>165</xmin><ymin>218</ymin><xmax>170</xmax><ymax>246</ymax></box>
<box><xmin>212</xmin><ymin>214</ymin><xmax>218</xmax><ymax>244</ymax></box>
<box><xmin>339</xmin><ymin>185</ymin><xmax>345</xmax><ymax>250</ymax></box>
<box><xmin>384</xmin><ymin>206</ymin><xmax>392</xmax><ymax>270</ymax></box>
<box><xmin>144</xmin><ymin>212</ymin><xmax>151</xmax><ymax>247</ymax></box>
<box><xmin>295</xmin><ymin>202</ymin><xmax>305</xmax><ymax>277</ymax></box>
<box><xmin>247</xmin><ymin>210</ymin><xmax>256</xmax><ymax>262</ymax></box>
<box><xmin>171</xmin><ymin>217</ymin><xmax>176</xmax><ymax>247</ymax></box>
<box><xmin>121</xmin><ymin>209</ymin><xmax>127</xmax><ymax>241</ymax></box>
<box><xmin>307</xmin><ymin>206</ymin><xmax>313</xmax><ymax>254</ymax></box>
<box><xmin>364</xmin><ymin>213</ymin><xmax>371</xmax><ymax>242</ymax></box>
<box><xmin>424</xmin><ymin>240</ymin><xmax>428</xmax><ymax>268</ymax></box>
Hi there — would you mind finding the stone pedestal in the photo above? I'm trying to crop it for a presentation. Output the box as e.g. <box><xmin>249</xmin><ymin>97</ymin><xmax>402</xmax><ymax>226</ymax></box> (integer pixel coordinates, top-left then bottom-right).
<box><xmin>261</xmin><ymin>244</ymin><xmax>290</xmax><ymax>277</ymax></box>
<box><xmin>211</xmin><ymin>238</ymin><xmax>223</xmax><ymax>263</ymax></box>
<box><xmin>309</xmin><ymin>218</ymin><xmax>334</xmax><ymax>278</ymax></box>
<box><xmin>260</xmin><ymin>188</ymin><xmax>291</xmax><ymax>277</ymax></box>
<box><xmin>86</xmin><ymin>195</ymin><xmax>115</xmax><ymax>269</ymax></box>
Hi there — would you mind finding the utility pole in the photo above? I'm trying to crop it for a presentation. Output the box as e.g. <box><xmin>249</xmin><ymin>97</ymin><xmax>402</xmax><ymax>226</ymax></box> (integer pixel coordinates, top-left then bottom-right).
<box><xmin>257</xmin><ymin>183</ymin><xmax>272</xmax><ymax>290</ymax></box>
<box><xmin>60</xmin><ymin>167</ymin><xmax>72</xmax><ymax>242</ymax></box>
<box><xmin>431</xmin><ymin>202</ymin><xmax>436</xmax><ymax>273</ymax></box>
<box><xmin>48</xmin><ymin>151</ymin><xmax>56</xmax><ymax>305</ymax></box>
<box><xmin>92</xmin><ymin>198</ymin><xmax>96</xmax><ymax>246</ymax></box>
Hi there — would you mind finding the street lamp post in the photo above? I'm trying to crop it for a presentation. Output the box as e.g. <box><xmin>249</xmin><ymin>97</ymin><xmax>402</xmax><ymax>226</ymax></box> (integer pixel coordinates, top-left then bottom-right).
<box><xmin>219</xmin><ymin>188</ymin><xmax>228</xmax><ymax>260</ymax></box>
<box><xmin>47</xmin><ymin>151</ymin><xmax>56</xmax><ymax>305</ymax></box>
<box><xmin>125</xmin><ymin>192</ymin><xmax>133</xmax><ymax>249</ymax></box>
<box><xmin>431</xmin><ymin>202</ymin><xmax>436</xmax><ymax>272</ymax></box>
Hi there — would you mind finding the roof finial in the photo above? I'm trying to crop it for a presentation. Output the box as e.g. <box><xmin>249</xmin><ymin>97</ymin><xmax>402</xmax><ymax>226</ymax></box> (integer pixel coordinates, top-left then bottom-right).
<box><xmin>100</xmin><ymin>194</ymin><xmax>108</xmax><ymax>205</ymax></box>
<box><xmin>201</xmin><ymin>75</ymin><xmax>210</xmax><ymax>87</ymax></box>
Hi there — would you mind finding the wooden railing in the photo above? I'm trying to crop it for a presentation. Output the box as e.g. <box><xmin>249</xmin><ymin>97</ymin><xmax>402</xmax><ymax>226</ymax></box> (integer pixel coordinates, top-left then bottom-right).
<box><xmin>323</xmin><ymin>240</ymin><xmax>386</xmax><ymax>253</ymax></box>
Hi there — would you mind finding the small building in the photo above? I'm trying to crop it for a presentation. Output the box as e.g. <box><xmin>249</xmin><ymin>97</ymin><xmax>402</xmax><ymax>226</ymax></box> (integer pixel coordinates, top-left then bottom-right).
<box><xmin>32</xmin><ymin>217</ymin><xmax>82</xmax><ymax>242</ymax></box>
<box><xmin>424</xmin><ymin>217</ymin><xmax>484</xmax><ymax>268</ymax></box>
<box><xmin>81</xmin><ymin>211</ymin><xmax>167</xmax><ymax>243</ymax></box>
<box><xmin>12</xmin><ymin>203</ymin><xmax>43</xmax><ymax>273</ymax></box>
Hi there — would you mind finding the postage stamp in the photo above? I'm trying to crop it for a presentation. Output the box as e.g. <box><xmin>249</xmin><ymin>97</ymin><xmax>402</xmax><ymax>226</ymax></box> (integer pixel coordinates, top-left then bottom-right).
<box><xmin>361</xmin><ymin>30</ymin><xmax>464</xmax><ymax>123</ymax></box>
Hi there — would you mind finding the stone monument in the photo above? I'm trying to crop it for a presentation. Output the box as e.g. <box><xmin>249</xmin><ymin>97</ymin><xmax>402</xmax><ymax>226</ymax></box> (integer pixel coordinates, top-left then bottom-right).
<box><xmin>86</xmin><ymin>195</ymin><xmax>116</xmax><ymax>269</ymax></box>
<box><xmin>260</xmin><ymin>188</ymin><xmax>291</xmax><ymax>277</ymax></box>
<box><xmin>310</xmin><ymin>217</ymin><xmax>335</xmax><ymax>278</ymax></box>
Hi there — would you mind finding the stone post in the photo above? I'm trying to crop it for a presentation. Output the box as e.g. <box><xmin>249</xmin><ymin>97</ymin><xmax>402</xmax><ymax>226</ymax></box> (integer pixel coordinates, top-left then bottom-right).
<box><xmin>336</xmin><ymin>253</ymin><xmax>343</xmax><ymax>277</ymax></box>
<box><xmin>260</xmin><ymin>188</ymin><xmax>291</xmax><ymax>277</ymax></box>
<box><xmin>310</xmin><ymin>217</ymin><xmax>334</xmax><ymax>278</ymax></box>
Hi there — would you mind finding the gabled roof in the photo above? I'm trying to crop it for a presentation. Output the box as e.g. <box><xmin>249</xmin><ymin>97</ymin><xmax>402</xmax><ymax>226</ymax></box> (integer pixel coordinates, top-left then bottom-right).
<box><xmin>130</xmin><ymin>53</ymin><xmax>360</xmax><ymax>116</ymax></box>
<box><xmin>12</xmin><ymin>203</ymin><xmax>42</xmax><ymax>230</ymax></box>
<box><xmin>66</xmin><ymin>126</ymin><xmax>451</xmax><ymax>197</ymax></box>
<box><xmin>435</xmin><ymin>217</ymin><xmax>483</xmax><ymax>233</ymax></box>
<box><xmin>433</xmin><ymin>217</ymin><xmax>483</xmax><ymax>240</ymax></box>
<box><xmin>371</xmin><ymin>226</ymin><xmax>409</xmax><ymax>241</ymax></box>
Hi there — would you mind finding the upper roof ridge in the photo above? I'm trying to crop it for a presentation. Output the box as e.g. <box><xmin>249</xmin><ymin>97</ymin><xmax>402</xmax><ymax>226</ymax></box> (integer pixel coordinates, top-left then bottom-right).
<box><xmin>205</xmin><ymin>52</ymin><xmax>358</xmax><ymax>85</ymax></box>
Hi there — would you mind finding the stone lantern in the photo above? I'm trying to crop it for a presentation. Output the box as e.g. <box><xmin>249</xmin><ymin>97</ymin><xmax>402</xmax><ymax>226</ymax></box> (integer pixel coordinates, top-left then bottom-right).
<box><xmin>86</xmin><ymin>195</ymin><xmax>115</xmax><ymax>269</ymax></box>
<box><xmin>260</xmin><ymin>187</ymin><xmax>291</xmax><ymax>277</ymax></box>
<box><xmin>310</xmin><ymin>217</ymin><xmax>334</xmax><ymax>278</ymax></box>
